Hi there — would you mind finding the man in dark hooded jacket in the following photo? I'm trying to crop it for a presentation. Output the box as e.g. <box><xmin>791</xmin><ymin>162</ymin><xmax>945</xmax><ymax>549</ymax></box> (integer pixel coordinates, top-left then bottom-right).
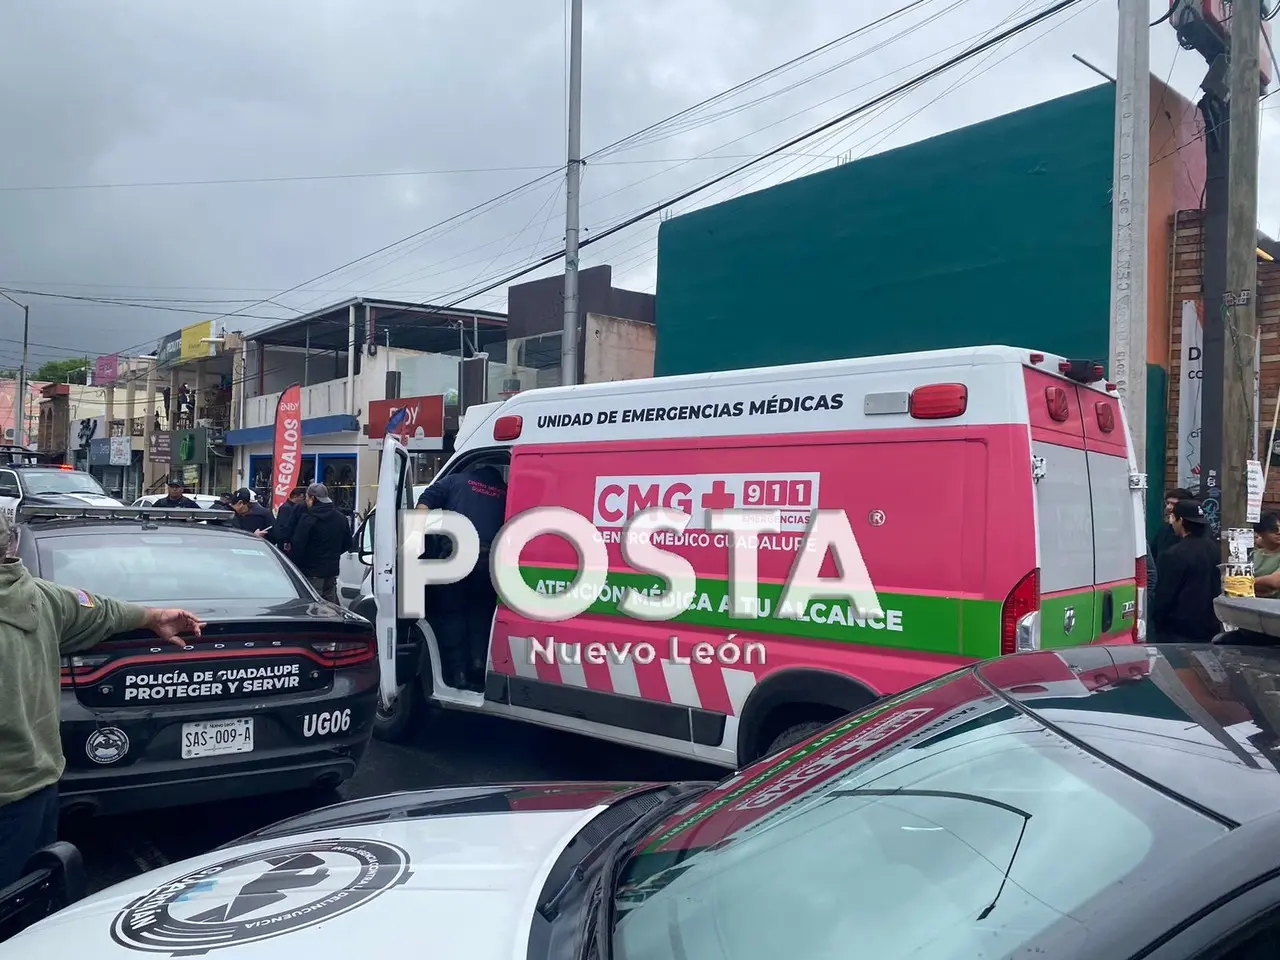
<box><xmin>288</xmin><ymin>483</ymin><xmax>351</xmax><ymax>602</ymax></box>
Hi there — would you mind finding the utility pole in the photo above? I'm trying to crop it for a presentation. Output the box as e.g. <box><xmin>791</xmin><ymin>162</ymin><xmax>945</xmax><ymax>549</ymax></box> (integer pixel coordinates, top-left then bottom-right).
<box><xmin>560</xmin><ymin>0</ymin><xmax>583</xmax><ymax>387</ymax></box>
<box><xmin>1108</xmin><ymin>0</ymin><xmax>1150</xmax><ymax>485</ymax></box>
<box><xmin>1221</xmin><ymin>0</ymin><xmax>1263</xmax><ymax>564</ymax></box>
<box><xmin>1</xmin><ymin>292</ymin><xmax>29</xmax><ymax>447</ymax></box>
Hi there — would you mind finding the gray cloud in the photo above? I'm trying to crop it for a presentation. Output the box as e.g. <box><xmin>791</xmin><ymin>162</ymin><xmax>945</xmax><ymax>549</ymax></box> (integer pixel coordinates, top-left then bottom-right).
<box><xmin>1</xmin><ymin>0</ymin><xmax>1277</xmax><ymax>370</ymax></box>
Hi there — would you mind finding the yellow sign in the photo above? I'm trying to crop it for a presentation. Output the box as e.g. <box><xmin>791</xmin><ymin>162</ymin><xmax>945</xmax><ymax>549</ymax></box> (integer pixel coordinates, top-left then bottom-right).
<box><xmin>179</xmin><ymin>320</ymin><xmax>217</xmax><ymax>363</ymax></box>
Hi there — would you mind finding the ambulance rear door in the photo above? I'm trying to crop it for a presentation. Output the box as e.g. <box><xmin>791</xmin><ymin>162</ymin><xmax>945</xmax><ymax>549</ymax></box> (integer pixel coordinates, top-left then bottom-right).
<box><xmin>1025</xmin><ymin>364</ymin><xmax>1098</xmax><ymax>648</ymax></box>
<box><xmin>1080</xmin><ymin>383</ymin><xmax>1141</xmax><ymax>642</ymax></box>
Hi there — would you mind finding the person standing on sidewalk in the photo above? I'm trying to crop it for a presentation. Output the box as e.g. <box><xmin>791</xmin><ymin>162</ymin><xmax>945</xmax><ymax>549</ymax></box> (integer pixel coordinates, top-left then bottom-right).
<box><xmin>256</xmin><ymin>487</ymin><xmax>306</xmax><ymax>553</ymax></box>
<box><xmin>229</xmin><ymin>488</ymin><xmax>274</xmax><ymax>535</ymax></box>
<box><xmin>154</xmin><ymin>477</ymin><xmax>200</xmax><ymax>509</ymax></box>
<box><xmin>1150</xmin><ymin>499</ymin><xmax>1222</xmax><ymax>644</ymax></box>
<box><xmin>0</xmin><ymin>511</ymin><xmax>203</xmax><ymax>888</ymax></box>
<box><xmin>287</xmin><ymin>483</ymin><xmax>351</xmax><ymax>603</ymax></box>
<box><xmin>1150</xmin><ymin>487</ymin><xmax>1196</xmax><ymax>564</ymax></box>
<box><xmin>1251</xmin><ymin>512</ymin><xmax>1280</xmax><ymax>598</ymax></box>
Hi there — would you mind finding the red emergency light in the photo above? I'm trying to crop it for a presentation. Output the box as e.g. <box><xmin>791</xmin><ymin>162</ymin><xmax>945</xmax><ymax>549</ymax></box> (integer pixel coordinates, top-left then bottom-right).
<box><xmin>1095</xmin><ymin>401</ymin><xmax>1116</xmax><ymax>434</ymax></box>
<box><xmin>493</xmin><ymin>415</ymin><xmax>523</xmax><ymax>441</ymax></box>
<box><xmin>1044</xmin><ymin>385</ymin><xmax>1070</xmax><ymax>423</ymax></box>
<box><xmin>908</xmin><ymin>383</ymin><xmax>967</xmax><ymax>419</ymax></box>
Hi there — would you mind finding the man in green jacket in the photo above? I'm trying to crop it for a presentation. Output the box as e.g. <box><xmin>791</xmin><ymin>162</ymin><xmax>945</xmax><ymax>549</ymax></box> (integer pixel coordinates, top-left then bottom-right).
<box><xmin>0</xmin><ymin>511</ymin><xmax>204</xmax><ymax>888</ymax></box>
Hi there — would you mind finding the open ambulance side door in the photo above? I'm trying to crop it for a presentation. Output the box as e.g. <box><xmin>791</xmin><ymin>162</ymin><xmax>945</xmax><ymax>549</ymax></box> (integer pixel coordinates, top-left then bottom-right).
<box><xmin>373</xmin><ymin>434</ymin><xmax>411</xmax><ymax>709</ymax></box>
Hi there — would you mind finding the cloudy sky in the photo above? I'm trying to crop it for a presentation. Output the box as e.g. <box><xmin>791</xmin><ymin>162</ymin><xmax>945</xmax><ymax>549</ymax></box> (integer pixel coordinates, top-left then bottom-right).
<box><xmin>1</xmin><ymin>0</ymin><xmax>1277</xmax><ymax>373</ymax></box>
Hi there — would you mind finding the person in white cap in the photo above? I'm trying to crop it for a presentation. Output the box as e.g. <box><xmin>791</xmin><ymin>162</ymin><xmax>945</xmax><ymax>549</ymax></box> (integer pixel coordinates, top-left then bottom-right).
<box><xmin>0</xmin><ymin>510</ymin><xmax>204</xmax><ymax>887</ymax></box>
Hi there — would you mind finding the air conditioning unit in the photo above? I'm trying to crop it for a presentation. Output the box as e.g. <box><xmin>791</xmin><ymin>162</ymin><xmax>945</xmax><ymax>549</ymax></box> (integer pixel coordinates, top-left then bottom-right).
<box><xmin>196</xmin><ymin>418</ymin><xmax>215</xmax><ymax>428</ymax></box>
<box><xmin>3</xmin><ymin>428</ymin><xmax>12</xmax><ymax>439</ymax></box>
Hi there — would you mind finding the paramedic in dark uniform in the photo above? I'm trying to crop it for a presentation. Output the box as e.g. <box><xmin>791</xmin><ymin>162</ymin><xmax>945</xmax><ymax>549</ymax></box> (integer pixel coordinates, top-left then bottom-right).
<box><xmin>1150</xmin><ymin>499</ymin><xmax>1222</xmax><ymax>643</ymax></box>
<box><xmin>417</xmin><ymin>464</ymin><xmax>507</xmax><ymax>691</ymax></box>
<box><xmin>154</xmin><ymin>477</ymin><xmax>200</xmax><ymax>509</ymax></box>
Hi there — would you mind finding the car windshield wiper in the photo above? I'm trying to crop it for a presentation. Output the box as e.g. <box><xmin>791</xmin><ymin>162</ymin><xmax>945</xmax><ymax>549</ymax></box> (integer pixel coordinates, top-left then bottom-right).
<box><xmin>827</xmin><ymin>788</ymin><xmax>1032</xmax><ymax>920</ymax></box>
<box><xmin>580</xmin><ymin>785</ymin><xmax>708</xmax><ymax>960</ymax></box>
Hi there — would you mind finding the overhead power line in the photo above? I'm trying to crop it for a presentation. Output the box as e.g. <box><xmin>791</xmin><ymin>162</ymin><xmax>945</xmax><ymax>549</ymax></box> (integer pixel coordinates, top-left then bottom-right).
<box><xmin>424</xmin><ymin>0</ymin><xmax>1092</xmax><ymax>313</ymax></box>
<box><xmin>87</xmin><ymin>0</ymin><xmax>952</xmax><ymax>360</ymax></box>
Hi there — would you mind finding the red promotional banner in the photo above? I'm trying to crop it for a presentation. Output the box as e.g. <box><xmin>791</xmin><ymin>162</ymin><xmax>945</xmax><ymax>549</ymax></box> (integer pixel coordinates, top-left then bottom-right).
<box><xmin>271</xmin><ymin>383</ymin><xmax>302</xmax><ymax>514</ymax></box>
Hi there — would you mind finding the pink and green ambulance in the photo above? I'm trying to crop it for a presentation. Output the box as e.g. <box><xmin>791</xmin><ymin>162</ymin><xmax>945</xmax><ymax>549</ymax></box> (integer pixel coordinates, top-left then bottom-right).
<box><xmin>368</xmin><ymin>345</ymin><xmax>1146</xmax><ymax>768</ymax></box>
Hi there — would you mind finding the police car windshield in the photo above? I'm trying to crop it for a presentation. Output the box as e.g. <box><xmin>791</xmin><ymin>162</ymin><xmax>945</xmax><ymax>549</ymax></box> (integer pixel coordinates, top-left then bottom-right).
<box><xmin>37</xmin><ymin>532</ymin><xmax>302</xmax><ymax>603</ymax></box>
<box><xmin>610</xmin><ymin>677</ymin><xmax>1225</xmax><ymax>960</ymax></box>
<box><xmin>20</xmin><ymin>469</ymin><xmax>108</xmax><ymax>496</ymax></box>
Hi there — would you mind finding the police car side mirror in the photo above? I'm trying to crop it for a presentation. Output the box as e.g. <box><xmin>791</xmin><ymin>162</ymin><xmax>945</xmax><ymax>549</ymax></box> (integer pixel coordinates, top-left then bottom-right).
<box><xmin>356</xmin><ymin>512</ymin><xmax>374</xmax><ymax>565</ymax></box>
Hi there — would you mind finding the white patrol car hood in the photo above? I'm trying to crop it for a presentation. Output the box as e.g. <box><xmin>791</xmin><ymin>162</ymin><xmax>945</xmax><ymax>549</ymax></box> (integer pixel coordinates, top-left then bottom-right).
<box><xmin>2</xmin><ymin>802</ymin><xmax>611</xmax><ymax>960</ymax></box>
<box><xmin>33</xmin><ymin>492</ymin><xmax>121</xmax><ymax>508</ymax></box>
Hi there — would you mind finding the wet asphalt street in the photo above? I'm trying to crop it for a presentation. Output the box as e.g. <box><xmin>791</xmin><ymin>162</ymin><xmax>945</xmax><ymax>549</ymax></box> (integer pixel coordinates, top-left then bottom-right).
<box><xmin>62</xmin><ymin>709</ymin><xmax>723</xmax><ymax>894</ymax></box>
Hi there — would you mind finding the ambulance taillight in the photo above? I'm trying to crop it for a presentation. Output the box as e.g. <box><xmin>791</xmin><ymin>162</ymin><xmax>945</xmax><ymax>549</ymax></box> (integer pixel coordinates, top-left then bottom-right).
<box><xmin>1133</xmin><ymin>556</ymin><xmax>1147</xmax><ymax>643</ymax></box>
<box><xmin>493</xmin><ymin>415</ymin><xmax>523</xmax><ymax>441</ymax></box>
<box><xmin>1001</xmin><ymin>568</ymin><xmax>1040</xmax><ymax>656</ymax></box>
<box><xmin>908</xmin><ymin>383</ymin><xmax>967</xmax><ymax>419</ymax></box>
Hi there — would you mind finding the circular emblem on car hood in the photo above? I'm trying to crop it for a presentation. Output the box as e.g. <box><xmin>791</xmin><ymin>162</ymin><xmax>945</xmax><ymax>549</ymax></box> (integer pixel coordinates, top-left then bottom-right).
<box><xmin>111</xmin><ymin>839</ymin><xmax>412</xmax><ymax>954</ymax></box>
<box><xmin>86</xmin><ymin>727</ymin><xmax>129</xmax><ymax>764</ymax></box>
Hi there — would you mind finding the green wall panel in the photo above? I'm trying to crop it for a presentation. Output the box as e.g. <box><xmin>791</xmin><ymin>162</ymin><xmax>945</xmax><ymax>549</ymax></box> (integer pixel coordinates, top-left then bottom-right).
<box><xmin>654</xmin><ymin>82</ymin><xmax>1163</xmax><ymax>534</ymax></box>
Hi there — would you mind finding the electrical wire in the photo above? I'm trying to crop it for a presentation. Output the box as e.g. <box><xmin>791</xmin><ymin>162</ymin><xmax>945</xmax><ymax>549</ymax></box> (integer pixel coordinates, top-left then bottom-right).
<box><xmin>61</xmin><ymin>0</ymin><xmax>962</xmax><ymax>361</ymax></box>
<box><xmin>428</xmin><ymin>0</ymin><xmax>1094</xmax><ymax>314</ymax></box>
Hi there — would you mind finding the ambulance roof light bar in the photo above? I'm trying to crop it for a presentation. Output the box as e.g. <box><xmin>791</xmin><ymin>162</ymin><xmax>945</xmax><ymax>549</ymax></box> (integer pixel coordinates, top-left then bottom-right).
<box><xmin>1058</xmin><ymin>360</ymin><xmax>1105</xmax><ymax>384</ymax></box>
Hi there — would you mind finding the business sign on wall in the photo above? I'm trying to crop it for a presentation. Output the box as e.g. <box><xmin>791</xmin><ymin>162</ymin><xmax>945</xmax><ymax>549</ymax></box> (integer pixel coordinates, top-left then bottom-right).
<box><xmin>171</xmin><ymin>428</ymin><xmax>208</xmax><ymax>465</ymax></box>
<box><xmin>155</xmin><ymin>319</ymin><xmax>223</xmax><ymax>369</ymax></box>
<box><xmin>93</xmin><ymin>354</ymin><xmax>120</xmax><ymax>385</ymax></box>
<box><xmin>70</xmin><ymin>415</ymin><xmax>105</xmax><ymax>453</ymax></box>
<box><xmin>155</xmin><ymin>330</ymin><xmax>183</xmax><ymax>368</ymax></box>
<box><xmin>86</xmin><ymin>437</ymin><xmax>112</xmax><ymax>466</ymax></box>
<box><xmin>148</xmin><ymin>431</ymin><xmax>172</xmax><ymax>463</ymax></box>
<box><xmin>366</xmin><ymin>395</ymin><xmax>445</xmax><ymax>450</ymax></box>
<box><xmin>180</xmin><ymin>319</ymin><xmax>222</xmax><ymax>363</ymax></box>
<box><xmin>1176</xmin><ymin>298</ymin><xmax>1261</xmax><ymax>488</ymax></box>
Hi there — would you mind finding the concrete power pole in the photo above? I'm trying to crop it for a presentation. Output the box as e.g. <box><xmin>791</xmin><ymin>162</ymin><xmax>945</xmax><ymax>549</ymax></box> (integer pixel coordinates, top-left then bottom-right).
<box><xmin>560</xmin><ymin>0</ymin><xmax>584</xmax><ymax>387</ymax></box>
<box><xmin>1221</xmin><ymin>0</ymin><xmax>1263</xmax><ymax>565</ymax></box>
<box><xmin>1108</xmin><ymin>0</ymin><xmax>1151</xmax><ymax>484</ymax></box>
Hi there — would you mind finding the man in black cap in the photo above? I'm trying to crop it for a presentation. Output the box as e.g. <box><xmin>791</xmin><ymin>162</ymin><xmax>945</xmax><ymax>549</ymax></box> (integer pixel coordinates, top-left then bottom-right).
<box><xmin>1150</xmin><ymin>499</ymin><xmax>1222</xmax><ymax>643</ymax></box>
<box><xmin>288</xmin><ymin>482</ymin><xmax>351</xmax><ymax>602</ymax></box>
<box><xmin>257</xmin><ymin>487</ymin><xmax>306</xmax><ymax>553</ymax></box>
<box><xmin>154</xmin><ymin>477</ymin><xmax>200</xmax><ymax>510</ymax></box>
<box><xmin>229</xmin><ymin>488</ymin><xmax>274</xmax><ymax>534</ymax></box>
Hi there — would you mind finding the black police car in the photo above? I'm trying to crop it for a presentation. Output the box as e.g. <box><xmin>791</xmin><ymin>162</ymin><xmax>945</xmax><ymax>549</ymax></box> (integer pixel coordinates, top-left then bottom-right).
<box><xmin>9</xmin><ymin>505</ymin><xmax>377</xmax><ymax>814</ymax></box>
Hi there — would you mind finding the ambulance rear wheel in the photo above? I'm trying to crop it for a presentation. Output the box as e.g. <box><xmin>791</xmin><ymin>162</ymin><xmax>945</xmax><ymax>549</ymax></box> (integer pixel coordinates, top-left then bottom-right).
<box><xmin>764</xmin><ymin>720</ymin><xmax>826</xmax><ymax>758</ymax></box>
<box><xmin>373</xmin><ymin>681</ymin><xmax>425</xmax><ymax>742</ymax></box>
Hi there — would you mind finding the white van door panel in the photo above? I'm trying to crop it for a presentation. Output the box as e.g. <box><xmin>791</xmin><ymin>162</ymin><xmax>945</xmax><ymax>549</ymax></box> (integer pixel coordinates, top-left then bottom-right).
<box><xmin>1033</xmin><ymin>441</ymin><xmax>1096</xmax><ymax>592</ymax></box>
<box><xmin>1086</xmin><ymin>452</ymin><xmax>1137</xmax><ymax>583</ymax></box>
<box><xmin>373</xmin><ymin>436</ymin><xmax>410</xmax><ymax>709</ymax></box>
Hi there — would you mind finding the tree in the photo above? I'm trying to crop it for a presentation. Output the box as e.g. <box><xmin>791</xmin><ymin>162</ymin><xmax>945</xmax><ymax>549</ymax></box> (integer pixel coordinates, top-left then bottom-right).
<box><xmin>33</xmin><ymin>358</ymin><xmax>88</xmax><ymax>385</ymax></box>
